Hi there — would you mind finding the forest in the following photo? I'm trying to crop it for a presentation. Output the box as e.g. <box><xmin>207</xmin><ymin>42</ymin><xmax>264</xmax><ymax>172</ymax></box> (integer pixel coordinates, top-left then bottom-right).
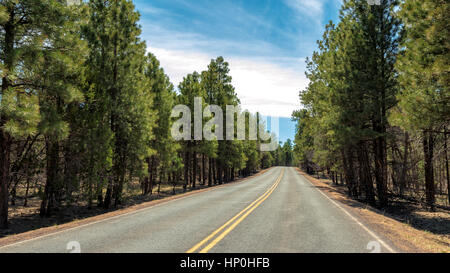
<box><xmin>292</xmin><ymin>0</ymin><xmax>449</xmax><ymax>210</ymax></box>
<box><xmin>0</xmin><ymin>0</ymin><xmax>295</xmax><ymax>230</ymax></box>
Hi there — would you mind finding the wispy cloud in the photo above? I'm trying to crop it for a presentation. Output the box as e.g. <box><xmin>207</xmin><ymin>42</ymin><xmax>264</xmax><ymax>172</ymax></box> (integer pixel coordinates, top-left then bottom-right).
<box><xmin>283</xmin><ymin>0</ymin><xmax>327</xmax><ymax>34</ymax></box>
<box><xmin>132</xmin><ymin>0</ymin><xmax>343</xmax><ymax>140</ymax></box>
<box><xmin>142</xmin><ymin>24</ymin><xmax>280</xmax><ymax>58</ymax></box>
<box><xmin>137</xmin><ymin>5</ymin><xmax>172</xmax><ymax>16</ymax></box>
<box><xmin>284</xmin><ymin>0</ymin><xmax>324</xmax><ymax>17</ymax></box>
<box><xmin>148</xmin><ymin>46</ymin><xmax>306</xmax><ymax>118</ymax></box>
<box><xmin>134</xmin><ymin>0</ymin><xmax>344</xmax><ymax>118</ymax></box>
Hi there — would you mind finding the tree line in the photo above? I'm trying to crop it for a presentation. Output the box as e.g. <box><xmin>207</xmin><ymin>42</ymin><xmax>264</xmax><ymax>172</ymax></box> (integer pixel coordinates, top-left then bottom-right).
<box><xmin>293</xmin><ymin>0</ymin><xmax>449</xmax><ymax>210</ymax></box>
<box><xmin>0</xmin><ymin>0</ymin><xmax>285</xmax><ymax>229</ymax></box>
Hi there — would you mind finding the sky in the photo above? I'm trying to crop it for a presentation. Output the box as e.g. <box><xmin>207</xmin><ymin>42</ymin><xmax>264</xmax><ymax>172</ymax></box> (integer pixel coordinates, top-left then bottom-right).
<box><xmin>134</xmin><ymin>0</ymin><xmax>342</xmax><ymax>143</ymax></box>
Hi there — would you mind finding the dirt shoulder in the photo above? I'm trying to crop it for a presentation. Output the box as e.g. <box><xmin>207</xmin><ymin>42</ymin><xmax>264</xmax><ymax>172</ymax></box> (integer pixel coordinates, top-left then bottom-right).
<box><xmin>0</xmin><ymin>168</ymin><xmax>272</xmax><ymax>247</ymax></box>
<box><xmin>296</xmin><ymin>168</ymin><xmax>450</xmax><ymax>253</ymax></box>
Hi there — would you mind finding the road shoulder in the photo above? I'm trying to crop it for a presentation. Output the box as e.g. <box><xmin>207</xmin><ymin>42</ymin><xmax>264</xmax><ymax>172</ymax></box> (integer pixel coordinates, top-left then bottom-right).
<box><xmin>296</xmin><ymin>168</ymin><xmax>450</xmax><ymax>253</ymax></box>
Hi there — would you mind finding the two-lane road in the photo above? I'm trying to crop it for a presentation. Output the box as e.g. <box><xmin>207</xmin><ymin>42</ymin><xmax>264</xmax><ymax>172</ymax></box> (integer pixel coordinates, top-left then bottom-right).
<box><xmin>0</xmin><ymin>167</ymin><xmax>396</xmax><ymax>253</ymax></box>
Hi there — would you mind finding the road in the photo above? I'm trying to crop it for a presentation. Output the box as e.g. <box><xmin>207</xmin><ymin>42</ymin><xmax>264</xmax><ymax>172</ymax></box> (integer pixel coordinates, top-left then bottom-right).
<box><xmin>0</xmin><ymin>167</ymin><xmax>396</xmax><ymax>253</ymax></box>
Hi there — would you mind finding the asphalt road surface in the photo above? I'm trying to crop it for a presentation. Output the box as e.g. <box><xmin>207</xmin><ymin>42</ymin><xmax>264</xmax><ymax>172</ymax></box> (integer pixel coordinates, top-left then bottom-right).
<box><xmin>0</xmin><ymin>167</ymin><xmax>396</xmax><ymax>253</ymax></box>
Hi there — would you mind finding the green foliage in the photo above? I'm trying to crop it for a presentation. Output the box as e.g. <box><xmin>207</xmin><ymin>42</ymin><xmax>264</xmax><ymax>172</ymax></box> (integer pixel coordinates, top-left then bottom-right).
<box><xmin>146</xmin><ymin>52</ymin><xmax>181</xmax><ymax>177</ymax></box>
<box><xmin>390</xmin><ymin>0</ymin><xmax>450</xmax><ymax>131</ymax></box>
<box><xmin>82</xmin><ymin>0</ymin><xmax>156</xmax><ymax>206</ymax></box>
<box><xmin>0</xmin><ymin>0</ymin><xmax>280</xmax><ymax>227</ymax></box>
<box><xmin>202</xmin><ymin>57</ymin><xmax>245</xmax><ymax>178</ymax></box>
<box><xmin>293</xmin><ymin>0</ymin><xmax>403</xmax><ymax>205</ymax></box>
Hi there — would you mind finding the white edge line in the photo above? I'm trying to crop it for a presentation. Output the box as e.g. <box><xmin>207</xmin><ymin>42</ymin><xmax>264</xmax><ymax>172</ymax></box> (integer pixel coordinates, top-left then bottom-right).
<box><xmin>0</xmin><ymin>190</ymin><xmax>199</xmax><ymax>250</ymax></box>
<box><xmin>0</xmin><ymin>168</ymin><xmax>277</xmax><ymax>250</ymax></box>
<box><xmin>297</xmin><ymin>170</ymin><xmax>397</xmax><ymax>253</ymax></box>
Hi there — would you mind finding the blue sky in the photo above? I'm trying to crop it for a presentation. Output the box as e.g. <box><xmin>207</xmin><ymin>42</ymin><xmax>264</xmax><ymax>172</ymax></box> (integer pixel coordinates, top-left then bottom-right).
<box><xmin>134</xmin><ymin>0</ymin><xmax>342</xmax><ymax>143</ymax></box>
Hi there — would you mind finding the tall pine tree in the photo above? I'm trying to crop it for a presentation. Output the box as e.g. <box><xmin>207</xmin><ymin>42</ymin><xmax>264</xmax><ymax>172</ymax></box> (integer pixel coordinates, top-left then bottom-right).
<box><xmin>0</xmin><ymin>0</ymin><xmax>81</xmax><ymax>228</ymax></box>
<box><xmin>83</xmin><ymin>0</ymin><xmax>155</xmax><ymax>209</ymax></box>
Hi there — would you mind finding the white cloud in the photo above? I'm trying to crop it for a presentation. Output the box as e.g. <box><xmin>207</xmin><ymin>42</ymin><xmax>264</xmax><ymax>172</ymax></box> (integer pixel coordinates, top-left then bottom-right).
<box><xmin>137</xmin><ymin>1</ymin><xmax>328</xmax><ymax>118</ymax></box>
<box><xmin>231</xmin><ymin>58</ymin><xmax>306</xmax><ymax>118</ymax></box>
<box><xmin>148</xmin><ymin>46</ymin><xmax>307</xmax><ymax>118</ymax></box>
<box><xmin>285</xmin><ymin>0</ymin><xmax>324</xmax><ymax>17</ymax></box>
<box><xmin>142</xmin><ymin>23</ymin><xmax>281</xmax><ymax>59</ymax></box>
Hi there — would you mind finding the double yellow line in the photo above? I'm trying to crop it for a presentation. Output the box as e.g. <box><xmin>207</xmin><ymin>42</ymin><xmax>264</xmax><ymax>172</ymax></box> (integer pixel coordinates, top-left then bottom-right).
<box><xmin>186</xmin><ymin>169</ymin><xmax>285</xmax><ymax>253</ymax></box>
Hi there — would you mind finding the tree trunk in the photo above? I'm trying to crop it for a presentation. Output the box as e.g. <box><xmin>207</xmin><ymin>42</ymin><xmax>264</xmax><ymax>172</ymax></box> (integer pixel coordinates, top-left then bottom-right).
<box><xmin>24</xmin><ymin>175</ymin><xmax>31</xmax><ymax>207</ymax></box>
<box><xmin>172</xmin><ymin>171</ymin><xmax>177</xmax><ymax>195</ymax></box>
<box><xmin>373</xmin><ymin>122</ymin><xmax>388</xmax><ymax>207</ymax></box>
<box><xmin>0</xmin><ymin>4</ymin><xmax>16</xmax><ymax>229</ymax></box>
<box><xmin>143</xmin><ymin>157</ymin><xmax>150</xmax><ymax>195</ymax></box>
<box><xmin>40</xmin><ymin>139</ymin><xmax>60</xmax><ymax>217</ymax></box>
<box><xmin>103</xmin><ymin>180</ymin><xmax>113</xmax><ymax>209</ymax></box>
<box><xmin>113</xmin><ymin>175</ymin><xmax>124</xmax><ymax>207</ymax></box>
<box><xmin>87</xmin><ymin>177</ymin><xmax>93</xmax><ymax>209</ymax></box>
<box><xmin>224</xmin><ymin>167</ymin><xmax>229</xmax><ymax>183</ymax></box>
<box><xmin>213</xmin><ymin>159</ymin><xmax>217</xmax><ymax>185</ymax></box>
<box><xmin>358</xmin><ymin>143</ymin><xmax>375</xmax><ymax>206</ymax></box>
<box><xmin>184</xmin><ymin>149</ymin><xmax>190</xmax><ymax>191</ymax></box>
<box><xmin>423</xmin><ymin>131</ymin><xmax>435</xmax><ymax>210</ymax></box>
<box><xmin>96</xmin><ymin>175</ymin><xmax>104</xmax><ymax>207</ymax></box>
<box><xmin>157</xmin><ymin>168</ymin><xmax>162</xmax><ymax>197</ymax></box>
<box><xmin>0</xmin><ymin>126</ymin><xmax>10</xmax><ymax>228</ymax></box>
<box><xmin>147</xmin><ymin>156</ymin><xmax>156</xmax><ymax>195</ymax></box>
<box><xmin>445</xmin><ymin>128</ymin><xmax>450</xmax><ymax>205</ymax></box>
<box><xmin>218</xmin><ymin>164</ymin><xmax>223</xmax><ymax>185</ymax></box>
<box><xmin>342</xmin><ymin>148</ymin><xmax>357</xmax><ymax>197</ymax></box>
<box><xmin>192</xmin><ymin>151</ymin><xmax>197</xmax><ymax>188</ymax></box>
<box><xmin>112</xmin><ymin>147</ymin><xmax>126</xmax><ymax>208</ymax></box>
<box><xmin>208</xmin><ymin>157</ymin><xmax>213</xmax><ymax>187</ymax></box>
<box><xmin>399</xmin><ymin>132</ymin><xmax>409</xmax><ymax>196</ymax></box>
<box><xmin>202</xmin><ymin>154</ymin><xmax>206</xmax><ymax>185</ymax></box>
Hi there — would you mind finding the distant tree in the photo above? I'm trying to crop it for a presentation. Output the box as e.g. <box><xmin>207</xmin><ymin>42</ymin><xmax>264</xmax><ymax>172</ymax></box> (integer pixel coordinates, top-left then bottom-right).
<box><xmin>143</xmin><ymin>53</ymin><xmax>180</xmax><ymax>195</ymax></box>
<box><xmin>282</xmin><ymin>139</ymin><xmax>294</xmax><ymax>166</ymax></box>
<box><xmin>201</xmin><ymin>57</ymin><xmax>242</xmax><ymax>184</ymax></box>
<box><xmin>178</xmin><ymin>72</ymin><xmax>206</xmax><ymax>189</ymax></box>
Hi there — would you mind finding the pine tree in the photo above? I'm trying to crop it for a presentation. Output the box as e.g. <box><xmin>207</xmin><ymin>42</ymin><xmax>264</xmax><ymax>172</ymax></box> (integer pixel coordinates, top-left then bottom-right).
<box><xmin>294</xmin><ymin>0</ymin><xmax>401</xmax><ymax>207</ymax></box>
<box><xmin>178</xmin><ymin>72</ymin><xmax>206</xmax><ymax>189</ymax></box>
<box><xmin>241</xmin><ymin>112</ymin><xmax>260</xmax><ymax>176</ymax></box>
<box><xmin>292</xmin><ymin>109</ymin><xmax>315</xmax><ymax>174</ymax></box>
<box><xmin>390</xmin><ymin>0</ymin><xmax>450</xmax><ymax>210</ymax></box>
<box><xmin>281</xmin><ymin>139</ymin><xmax>293</xmax><ymax>166</ymax></box>
<box><xmin>0</xmin><ymin>0</ymin><xmax>81</xmax><ymax>228</ymax></box>
<box><xmin>83</xmin><ymin>0</ymin><xmax>155</xmax><ymax>209</ymax></box>
<box><xmin>36</xmin><ymin>1</ymin><xmax>88</xmax><ymax>217</ymax></box>
<box><xmin>354</xmin><ymin>0</ymin><xmax>402</xmax><ymax>207</ymax></box>
<box><xmin>201</xmin><ymin>57</ymin><xmax>242</xmax><ymax>184</ymax></box>
<box><xmin>143</xmin><ymin>53</ymin><xmax>180</xmax><ymax>195</ymax></box>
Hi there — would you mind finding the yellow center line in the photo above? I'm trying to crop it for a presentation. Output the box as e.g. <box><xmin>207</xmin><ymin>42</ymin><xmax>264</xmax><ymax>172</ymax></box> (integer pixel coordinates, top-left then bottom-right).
<box><xmin>186</xmin><ymin>169</ymin><xmax>285</xmax><ymax>253</ymax></box>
